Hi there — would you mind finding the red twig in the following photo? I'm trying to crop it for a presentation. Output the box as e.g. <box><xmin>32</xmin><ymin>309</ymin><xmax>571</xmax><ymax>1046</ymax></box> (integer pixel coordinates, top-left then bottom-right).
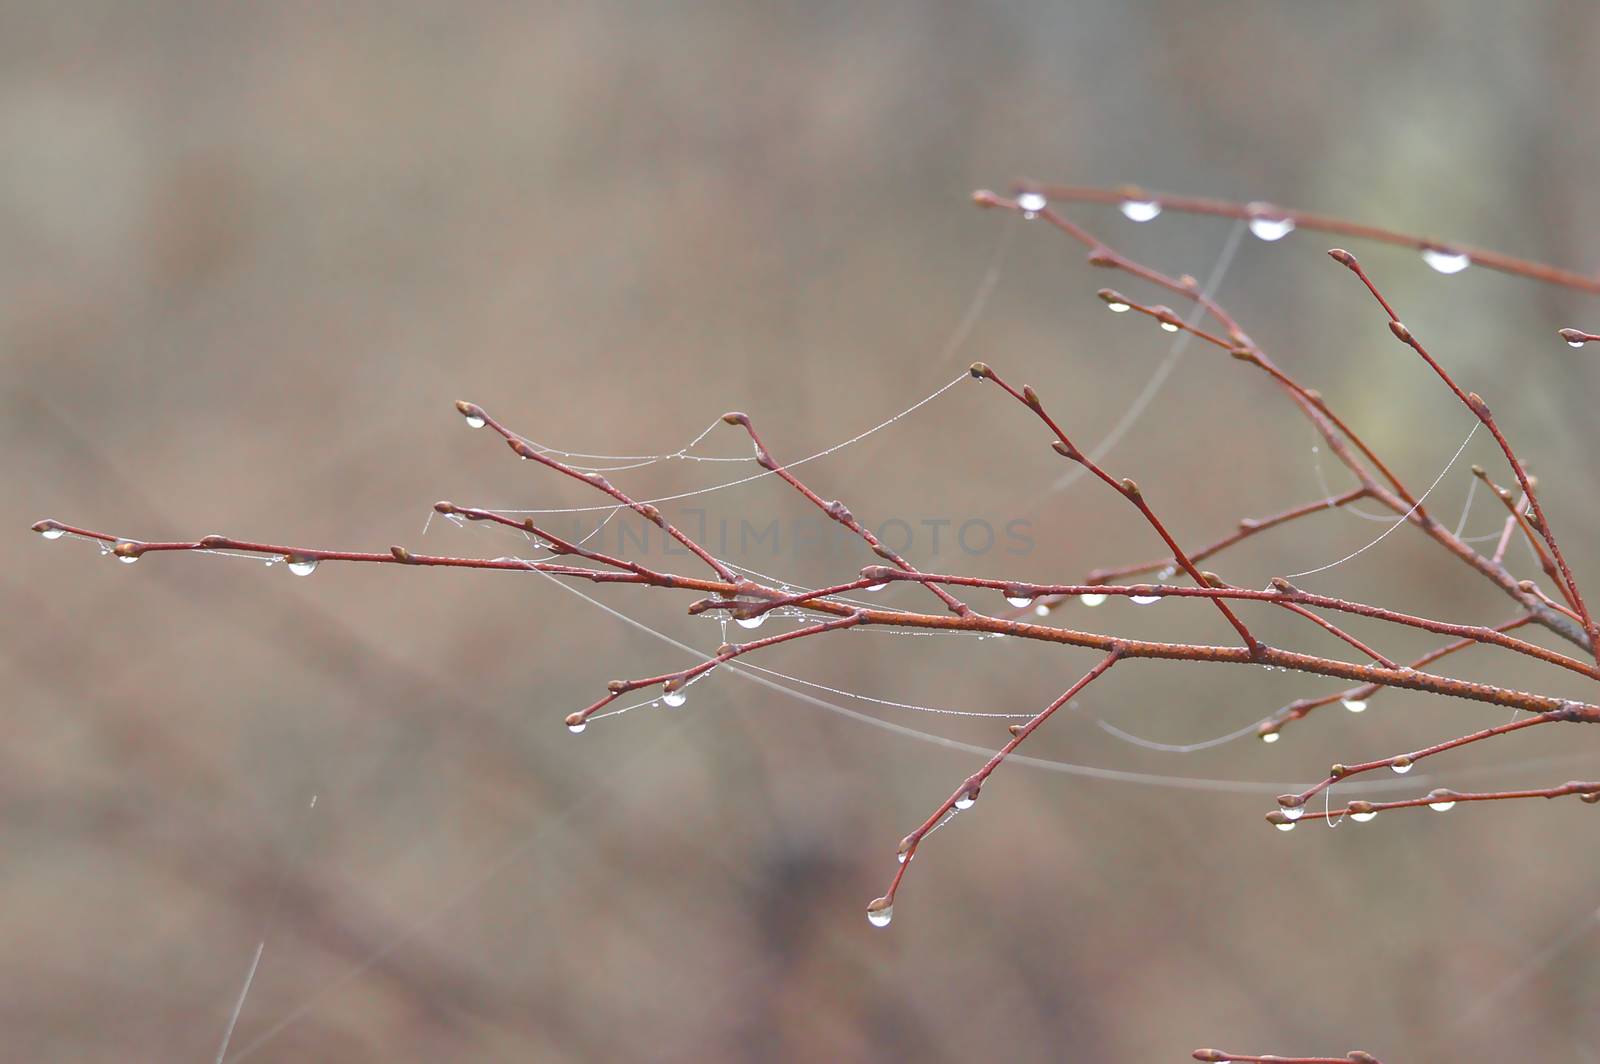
<box><xmin>1194</xmin><ymin>1049</ymin><xmax>1381</xmax><ymax>1064</ymax></box>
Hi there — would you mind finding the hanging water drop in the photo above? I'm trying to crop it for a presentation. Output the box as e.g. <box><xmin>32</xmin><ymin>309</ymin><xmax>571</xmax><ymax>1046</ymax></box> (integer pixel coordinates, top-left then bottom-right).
<box><xmin>1390</xmin><ymin>757</ymin><xmax>1414</xmax><ymax>775</ymax></box>
<box><xmin>735</xmin><ymin>613</ymin><xmax>767</xmax><ymax>630</ymax></box>
<box><xmin>1427</xmin><ymin>791</ymin><xmax>1457</xmax><ymax>812</ymax></box>
<box><xmin>263</xmin><ymin>556</ymin><xmax>277</xmax><ymax>567</ymax></box>
<box><xmin>866</xmin><ymin>899</ymin><xmax>894</xmax><ymax>928</ymax></box>
<box><xmin>566</xmin><ymin>719</ymin><xmax>587</xmax><ymax>735</ymax></box>
<box><xmin>113</xmin><ymin>542</ymin><xmax>140</xmax><ymax>564</ymax></box>
<box><xmin>662</xmin><ymin>688</ymin><xmax>687</xmax><ymax>708</ymax></box>
<box><xmin>1120</xmin><ymin>199</ymin><xmax>1161</xmax><ymax>222</ymax></box>
<box><xmin>287</xmin><ymin>557</ymin><xmax>319</xmax><ymax>577</ymax></box>
<box><xmin>1260</xmin><ymin>731</ymin><xmax>1281</xmax><ymax>744</ymax></box>
<box><xmin>1079</xmin><ymin>592</ymin><xmax>1108</xmax><ymax>607</ymax></box>
<box><xmin>1006</xmin><ymin>594</ymin><xmax>1034</xmax><ymax>608</ymax></box>
<box><xmin>1283</xmin><ymin>805</ymin><xmax>1304</xmax><ymax>821</ymax></box>
<box><xmin>1571</xmin><ymin>340</ymin><xmax>1588</xmax><ymax>349</ymax></box>
<box><xmin>1016</xmin><ymin>191</ymin><xmax>1047</xmax><ymax>218</ymax></box>
<box><xmin>1349</xmin><ymin>807</ymin><xmax>1378</xmax><ymax>823</ymax></box>
<box><xmin>1130</xmin><ymin>593</ymin><xmax>1161</xmax><ymax>605</ymax></box>
<box><xmin>1105</xmin><ymin>300</ymin><xmax>1131</xmax><ymax>314</ymax></box>
<box><xmin>1421</xmin><ymin>247</ymin><xmax>1471</xmax><ymax>275</ymax></box>
<box><xmin>36</xmin><ymin>525</ymin><xmax>66</xmax><ymax>540</ymax></box>
<box><xmin>1248</xmin><ymin>215</ymin><xmax>1295</xmax><ymax>242</ymax></box>
<box><xmin>1342</xmin><ymin>698</ymin><xmax>1367</xmax><ymax>714</ymax></box>
<box><xmin>1159</xmin><ymin>320</ymin><xmax>1181</xmax><ymax>333</ymax></box>
<box><xmin>953</xmin><ymin>792</ymin><xmax>977</xmax><ymax>811</ymax></box>
<box><xmin>1275</xmin><ymin>820</ymin><xmax>1297</xmax><ymax>832</ymax></box>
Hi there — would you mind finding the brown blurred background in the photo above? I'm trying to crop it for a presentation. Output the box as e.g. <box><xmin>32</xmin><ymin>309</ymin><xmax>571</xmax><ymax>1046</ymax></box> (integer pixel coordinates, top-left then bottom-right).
<box><xmin>6</xmin><ymin>3</ymin><xmax>1600</xmax><ymax>1061</ymax></box>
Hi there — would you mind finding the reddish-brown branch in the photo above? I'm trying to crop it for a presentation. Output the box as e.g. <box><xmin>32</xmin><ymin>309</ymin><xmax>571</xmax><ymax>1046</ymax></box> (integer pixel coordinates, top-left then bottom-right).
<box><xmin>973</xmin><ymin>362</ymin><xmax>1265</xmax><ymax>655</ymax></box>
<box><xmin>1468</xmin><ymin>466</ymin><xmax>1574</xmax><ymax>609</ymax></box>
<box><xmin>869</xmin><ymin>649</ymin><xmax>1123</xmax><ymax>923</ymax></box>
<box><xmin>718</xmin><ymin>411</ymin><xmax>972</xmax><ymax>617</ymax></box>
<box><xmin>1558</xmin><ymin>327</ymin><xmax>1599</xmax><ymax>346</ymax></box>
<box><xmin>1273</xmin><ymin>779</ymin><xmax>1600</xmax><ymax>827</ymax></box>
<box><xmin>1022</xmin><ymin>179</ymin><xmax>1600</xmax><ymax>295</ymax></box>
<box><xmin>1333</xmin><ymin>252</ymin><xmax>1598</xmax><ymax>653</ymax></box>
<box><xmin>1268</xmin><ymin>615</ymin><xmax>1535</xmax><ymax>727</ymax></box>
<box><xmin>1194</xmin><ymin>1049</ymin><xmax>1381</xmax><ymax>1064</ymax></box>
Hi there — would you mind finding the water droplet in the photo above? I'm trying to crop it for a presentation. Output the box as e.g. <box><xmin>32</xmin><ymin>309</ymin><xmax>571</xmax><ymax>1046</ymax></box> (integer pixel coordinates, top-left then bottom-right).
<box><xmin>1130</xmin><ymin>593</ymin><xmax>1161</xmax><ymax>605</ymax></box>
<box><xmin>263</xmin><ymin>556</ymin><xmax>277</xmax><ymax>567</ymax></box>
<box><xmin>1034</xmin><ymin>603</ymin><xmax>1050</xmax><ymax>617</ymax></box>
<box><xmin>1349</xmin><ymin>808</ymin><xmax>1378</xmax><ymax>823</ymax></box>
<box><xmin>953</xmin><ymin>792</ymin><xmax>977</xmax><ymax>811</ymax></box>
<box><xmin>1248</xmin><ymin>216</ymin><xmax>1295</xmax><ymax>242</ymax></box>
<box><xmin>1105</xmin><ymin>301</ymin><xmax>1131</xmax><ymax>314</ymax></box>
<box><xmin>1283</xmin><ymin>805</ymin><xmax>1304</xmax><ymax>821</ymax></box>
<box><xmin>1428</xmin><ymin>794</ymin><xmax>1456</xmax><ymax>812</ymax></box>
<box><xmin>866</xmin><ymin>900</ymin><xmax>894</xmax><ymax>928</ymax></box>
<box><xmin>1390</xmin><ymin>758</ymin><xmax>1413</xmax><ymax>775</ymax></box>
<box><xmin>114</xmin><ymin>542</ymin><xmax>139</xmax><ymax>564</ymax></box>
<box><xmin>1159</xmin><ymin>320</ymin><xmax>1181</xmax><ymax>333</ymax></box>
<box><xmin>287</xmin><ymin>557</ymin><xmax>319</xmax><ymax>577</ymax></box>
<box><xmin>1006</xmin><ymin>595</ymin><xmax>1034</xmax><ymax>608</ymax></box>
<box><xmin>1157</xmin><ymin>565</ymin><xmax>1178</xmax><ymax>580</ymax></box>
<box><xmin>897</xmin><ymin>849</ymin><xmax>913</xmax><ymax>865</ymax></box>
<box><xmin>1421</xmin><ymin>247</ymin><xmax>1471</xmax><ymax>275</ymax></box>
<box><xmin>1275</xmin><ymin>820</ymin><xmax>1297</xmax><ymax>832</ymax></box>
<box><xmin>864</xmin><ymin>582</ymin><xmax>888</xmax><ymax>592</ymax></box>
<box><xmin>566</xmin><ymin>720</ymin><xmax>587</xmax><ymax>735</ymax></box>
<box><xmin>1120</xmin><ymin>199</ymin><xmax>1161</xmax><ymax>223</ymax></box>
<box><xmin>662</xmin><ymin>688</ymin><xmax>687</xmax><ymax>708</ymax></box>
<box><xmin>1016</xmin><ymin>191</ymin><xmax>1047</xmax><ymax>217</ymax></box>
<box><xmin>1342</xmin><ymin>698</ymin><xmax>1367</xmax><ymax>714</ymax></box>
<box><xmin>735</xmin><ymin>613</ymin><xmax>767</xmax><ymax>630</ymax></box>
<box><xmin>462</xmin><ymin>411</ymin><xmax>487</xmax><ymax>428</ymax></box>
<box><xmin>1260</xmin><ymin>731</ymin><xmax>1281</xmax><ymax>744</ymax></box>
<box><xmin>97</xmin><ymin>542</ymin><xmax>112</xmax><ymax>556</ymax></box>
<box><xmin>37</xmin><ymin>526</ymin><xmax>66</xmax><ymax>540</ymax></box>
<box><xmin>1079</xmin><ymin>593</ymin><xmax>1107</xmax><ymax>607</ymax></box>
<box><xmin>1571</xmin><ymin>340</ymin><xmax>1587</xmax><ymax>349</ymax></box>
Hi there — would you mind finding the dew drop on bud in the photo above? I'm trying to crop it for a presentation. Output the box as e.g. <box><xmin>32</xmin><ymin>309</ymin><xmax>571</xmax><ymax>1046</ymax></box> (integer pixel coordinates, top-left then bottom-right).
<box><xmin>461</xmin><ymin>409</ymin><xmax>487</xmax><ymax>428</ymax></box>
<box><xmin>1159</xmin><ymin>320</ymin><xmax>1181</xmax><ymax>333</ymax></box>
<box><xmin>1349</xmin><ymin>807</ymin><xmax>1378</xmax><ymax>823</ymax></box>
<box><xmin>1130</xmin><ymin>593</ymin><xmax>1161</xmax><ymax>605</ymax></box>
<box><xmin>662</xmin><ymin>688</ymin><xmax>687</xmax><ymax>708</ymax></box>
<box><xmin>1079</xmin><ymin>593</ymin><xmax>1107</xmax><ymax>607</ymax></box>
<box><xmin>1260</xmin><ymin>731</ymin><xmax>1281</xmax><ymax>744</ymax></box>
<box><xmin>114</xmin><ymin>542</ymin><xmax>140</xmax><ymax>564</ymax></box>
<box><xmin>287</xmin><ymin>557</ymin><xmax>319</xmax><ymax>577</ymax></box>
<box><xmin>1342</xmin><ymin>698</ymin><xmax>1367</xmax><ymax>713</ymax></box>
<box><xmin>1571</xmin><ymin>340</ymin><xmax>1587</xmax><ymax>349</ymax></box>
<box><xmin>1016</xmin><ymin>191</ymin><xmax>1046</xmax><ymax>217</ymax></box>
<box><xmin>1427</xmin><ymin>791</ymin><xmax>1457</xmax><ymax>812</ymax></box>
<box><xmin>1421</xmin><ymin>248</ymin><xmax>1471</xmax><ymax>275</ymax></box>
<box><xmin>1391</xmin><ymin>757</ymin><xmax>1414</xmax><ymax>775</ymax></box>
<box><xmin>1006</xmin><ymin>595</ymin><xmax>1034</xmax><ymax>608</ymax></box>
<box><xmin>37</xmin><ymin>526</ymin><xmax>67</xmax><ymax>540</ymax></box>
<box><xmin>566</xmin><ymin>719</ymin><xmax>587</xmax><ymax>735</ymax></box>
<box><xmin>1248</xmin><ymin>216</ymin><xmax>1295</xmax><ymax>242</ymax></box>
<box><xmin>954</xmin><ymin>792</ymin><xmax>977</xmax><ymax>811</ymax></box>
<box><xmin>866</xmin><ymin>898</ymin><xmax>894</xmax><ymax>928</ymax></box>
<box><xmin>1105</xmin><ymin>300</ymin><xmax>1131</xmax><ymax>314</ymax></box>
<box><xmin>1120</xmin><ymin>199</ymin><xmax>1161</xmax><ymax>222</ymax></box>
<box><xmin>1275</xmin><ymin>820</ymin><xmax>1296</xmax><ymax>832</ymax></box>
<box><xmin>735</xmin><ymin>614</ymin><xmax>767</xmax><ymax>630</ymax></box>
<box><xmin>1283</xmin><ymin>805</ymin><xmax>1304</xmax><ymax>821</ymax></box>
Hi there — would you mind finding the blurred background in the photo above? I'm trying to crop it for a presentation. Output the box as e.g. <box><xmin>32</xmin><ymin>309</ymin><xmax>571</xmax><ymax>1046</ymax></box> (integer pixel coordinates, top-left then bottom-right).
<box><xmin>6</xmin><ymin>2</ymin><xmax>1600</xmax><ymax>1060</ymax></box>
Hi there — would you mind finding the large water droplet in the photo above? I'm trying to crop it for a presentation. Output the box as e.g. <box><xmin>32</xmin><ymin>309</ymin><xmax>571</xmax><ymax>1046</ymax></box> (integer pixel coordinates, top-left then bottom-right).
<box><xmin>114</xmin><ymin>541</ymin><xmax>139</xmax><ymax>564</ymax></box>
<box><xmin>1571</xmin><ymin>340</ymin><xmax>1588</xmax><ymax>349</ymax></box>
<box><xmin>1283</xmin><ymin>805</ymin><xmax>1304</xmax><ymax>821</ymax></box>
<box><xmin>1349</xmin><ymin>808</ymin><xmax>1378</xmax><ymax>823</ymax></box>
<box><xmin>37</xmin><ymin>526</ymin><xmax>66</xmax><ymax>540</ymax></box>
<box><xmin>1427</xmin><ymin>792</ymin><xmax>1456</xmax><ymax>812</ymax></box>
<box><xmin>1342</xmin><ymin>698</ymin><xmax>1367</xmax><ymax>714</ymax></box>
<box><xmin>1275</xmin><ymin>820</ymin><xmax>1297</xmax><ymax>832</ymax></box>
<box><xmin>735</xmin><ymin>613</ymin><xmax>767</xmax><ymax>630</ymax></box>
<box><xmin>1104</xmin><ymin>300</ymin><xmax>1131</xmax><ymax>314</ymax></box>
<box><xmin>662</xmin><ymin>688</ymin><xmax>687</xmax><ymax>708</ymax></box>
<box><xmin>1421</xmin><ymin>248</ymin><xmax>1471</xmax><ymax>275</ymax></box>
<box><xmin>866</xmin><ymin>900</ymin><xmax>894</xmax><ymax>928</ymax></box>
<box><xmin>462</xmin><ymin>411</ymin><xmax>487</xmax><ymax>428</ymax></box>
<box><xmin>1130</xmin><ymin>593</ymin><xmax>1161</xmax><ymax>605</ymax></box>
<box><xmin>1260</xmin><ymin>731</ymin><xmax>1281</xmax><ymax>744</ymax></box>
<box><xmin>1079</xmin><ymin>593</ymin><xmax>1108</xmax><ymax>607</ymax></box>
<box><xmin>566</xmin><ymin>720</ymin><xmax>587</xmax><ymax>735</ymax></box>
<box><xmin>1390</xmin><ymin>758</ymin><xmax>1413</xmax><ymax>775</ymax></box>
<box><xmin>1120</xmin><ymin>200</ymin><xmax>1161</xmax><ymax>223</ymax></box>
<box><xmin>1016</xmin><ymin>191</ymin><xmax>1047</xmax><ymax>218</ymax></box>
<box><xmin>287</xmin><ymin>557</ymin><xmax>319</xmax><ymax>577</ymax></box>
<box><xmin>1159</xmin><ymin>320</ymin><xmax>1181</xmax><ymax>333</ymax></box>
<box><xmin>1006</xmin><ymin>595</ymin><xmax>1034</xmax><ymax>608</ymax></box>
<box><xmin>953</xmin><ymin>792</ymin><xmax>977</xmax><ymax>811</ymax></box>
<box><xmin>1248</xmin><ymin>216</ymin><xmax>1295</xmax><ymax>242</ymax></box>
